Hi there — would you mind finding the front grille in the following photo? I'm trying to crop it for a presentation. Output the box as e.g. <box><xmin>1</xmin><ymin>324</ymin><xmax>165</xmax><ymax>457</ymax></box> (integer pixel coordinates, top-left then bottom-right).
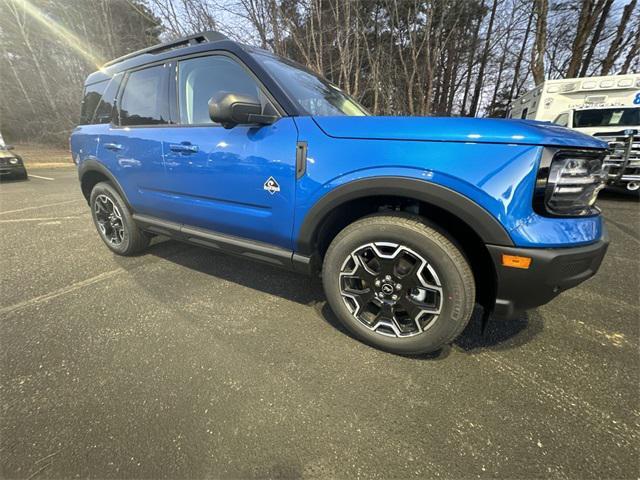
<box><xmin>595</xmin><ymin>130</ymin><xmax>640</xmax><ymax>182</ymax></box>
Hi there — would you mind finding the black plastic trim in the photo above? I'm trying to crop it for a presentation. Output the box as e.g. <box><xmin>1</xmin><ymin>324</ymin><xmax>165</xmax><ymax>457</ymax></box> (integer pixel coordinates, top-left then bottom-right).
<box><xmin>296</xmin><ymin>176</ymin><xmax>514</xmax><ymax>254</ymax></box>
<box><xmin>132</xmin><ymin>213</ymin><xmax>314</xmax><ymax>274</ymax></box>
<box><xmin>295</xmin><ymin>141</ymin><xmax>307</xmax><ymax>179</ymax></box>
<box><xmin>102</xmin><ymin>31</ymin><xmax>228</xmax><ymax>68</ymax></box>
<box><xmin>488</xmin><ymin>226</ymin><xmax>609</xmax><ymax>319</ymax></box>
<box><xmin>78</xmin><ymin>160</ymin><xmax>132</xmax><ymax>208</ymax></box>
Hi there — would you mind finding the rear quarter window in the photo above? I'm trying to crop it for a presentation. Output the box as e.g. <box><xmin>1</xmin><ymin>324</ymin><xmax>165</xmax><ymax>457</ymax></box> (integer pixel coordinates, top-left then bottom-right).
<box><xmin>80</xmin><ymin>80</ymin><xmax>108</xmax><ymax>125</ymax></box>
<box><xmin>93</xmin><ymin>74</ymin><xmax>124</xmax><ymax>125</ymax></box>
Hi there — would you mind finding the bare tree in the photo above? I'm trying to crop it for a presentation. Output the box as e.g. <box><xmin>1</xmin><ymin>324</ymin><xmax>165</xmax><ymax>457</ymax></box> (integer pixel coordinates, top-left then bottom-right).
<box><xmin>600</xmin><ymin>0</ymin><xmax>638</xmax><ymax>75</ymax></box>
<box><xmin>531</xmin><ymin>0</ymin><xmax>548</xmax><ymax>85</ymax></box>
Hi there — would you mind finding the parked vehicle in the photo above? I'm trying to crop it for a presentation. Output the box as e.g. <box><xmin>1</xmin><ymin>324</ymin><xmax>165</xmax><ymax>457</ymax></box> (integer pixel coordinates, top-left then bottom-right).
<box><xmin>508</xmin><ymin>74</ymin><xmax>640</xmax><ymax>192</ymax></box>
<box><xmin>71</xmin><ymin>32</ymin><xmax>610</xmax><ymax>355</ymax></box>
<box><xmin>0</xmin><ymin>140</ymin><xmax>28</xmax><ymax>180</ymax></box>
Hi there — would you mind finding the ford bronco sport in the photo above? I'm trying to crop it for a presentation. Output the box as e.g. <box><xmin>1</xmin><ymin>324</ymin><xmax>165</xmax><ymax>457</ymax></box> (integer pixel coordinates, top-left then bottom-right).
<box><xmin>71</xmin><ymin>32</ymin><xmax>610</xmax><ymax>355</ymax></box>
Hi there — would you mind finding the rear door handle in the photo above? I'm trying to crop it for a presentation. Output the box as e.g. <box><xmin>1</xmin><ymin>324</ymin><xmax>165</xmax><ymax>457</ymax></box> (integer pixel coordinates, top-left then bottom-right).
<box><xmin>170</xmin><ymin>143</ymin><xmax>199</xmax><ymax>154</ymax></box>
<box><xmin>104</xmin><ymin>143</ymin><xmax>122</xmax><ymax>151</ymax></box>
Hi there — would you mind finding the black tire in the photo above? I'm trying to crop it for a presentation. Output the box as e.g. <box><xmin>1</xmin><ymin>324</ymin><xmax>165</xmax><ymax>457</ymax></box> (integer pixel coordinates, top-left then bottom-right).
<box><xmin>322</xmin><ymin>214</ymin><xmax>475</xmax><ymax>355</ymax></box>
<box><xmin>89</xmin><ymin>182</ymin><xmax>149</xmax><ymax>256</ymax></box>
<box><xmin>14</xmin><ymin>168</ymin><xmax>28</xmax><ymax>180</ymax></box>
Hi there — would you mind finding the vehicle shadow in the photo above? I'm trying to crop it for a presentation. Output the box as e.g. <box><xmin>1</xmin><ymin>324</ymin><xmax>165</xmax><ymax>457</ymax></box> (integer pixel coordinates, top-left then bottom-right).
<box><xmin>142</xmin><ymin>238</ymin><xmax>325</xmax><ymax>306</ymax></box>
<box><xmin>143</xmin><ymin>238</ymin><xmax>543</xmax><ymax>358</ymax></box>
<box><xmin>318</xmin><ymin>303</ymin><xmax>542</xmax><ymax>361</ymax></box>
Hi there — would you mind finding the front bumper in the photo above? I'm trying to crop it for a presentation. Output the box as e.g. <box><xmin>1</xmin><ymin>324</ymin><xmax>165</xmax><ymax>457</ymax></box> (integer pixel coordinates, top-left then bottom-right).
<box><xmin>0</xmin><ymin>156</ymin><xmax>26</xmax><ymax>177</ymax></box>
<box><xmin>487</xmin><ymin>227</ymin><xmax>609</xmax><ymax>318</ymax></box>
<box><xmin>0</xmin><ymin>165</ymin><xmax>27</xmax><ymax>176</ymax></box>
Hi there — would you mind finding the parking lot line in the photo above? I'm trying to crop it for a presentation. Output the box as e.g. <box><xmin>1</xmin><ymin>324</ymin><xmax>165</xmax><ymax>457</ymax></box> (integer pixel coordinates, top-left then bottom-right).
<box><xmin>0</xmin><ymin>199</ymin><xmax>79</xmax><ymax>215</ymax></box>
<box><xmin>0</xmin><ymin>215</ymin><xmax>86</xmax><ymax>223</ymax></box>
<box><xmin>28</xmin><ymin>174</ymin><xmax>55</xmax><ymax>181</ymax></box>
<box><xmin>0</xmin><ymin>268</ymin><xmax>124</xmax><ymax>317</ymax></box>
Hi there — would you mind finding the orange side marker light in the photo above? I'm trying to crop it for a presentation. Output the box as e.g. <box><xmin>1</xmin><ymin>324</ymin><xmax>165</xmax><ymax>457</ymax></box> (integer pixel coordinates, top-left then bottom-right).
<box><xmin>501</xmin><ymin>254</ymin><xmax>532</xmax><ymax>269</ymax></box>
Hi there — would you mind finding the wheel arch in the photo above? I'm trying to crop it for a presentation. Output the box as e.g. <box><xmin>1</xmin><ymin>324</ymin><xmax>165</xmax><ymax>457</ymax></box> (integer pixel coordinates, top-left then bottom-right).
<box><xmin>297</xmin><ymin>177</ymin><xmax>513</xmax><ymax>254</ymax></box>
<box><xmin>296</xmin><ymin>176</ymin><xmax>513</xmax><ymax>312</ymax></box>
<box><xmin>78</xmin><ymin>160</ymin><xmax>131</xmax><ymax>209</ymax></box>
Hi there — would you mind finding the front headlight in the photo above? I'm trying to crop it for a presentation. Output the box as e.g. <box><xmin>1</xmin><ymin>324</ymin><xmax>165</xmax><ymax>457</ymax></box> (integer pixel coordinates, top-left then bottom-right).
<box><xmin>534</xmin><ymin>149</ymin><xmax>608</xmax><ymax>217</ymax></box>
<box><xmin>8</xmin><ymin>158</ymin><xmax>19</xmax><ymax>165</ymax></box>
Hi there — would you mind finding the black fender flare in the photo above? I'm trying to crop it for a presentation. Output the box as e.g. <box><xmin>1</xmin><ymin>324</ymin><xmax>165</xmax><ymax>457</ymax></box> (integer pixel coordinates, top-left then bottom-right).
<box><xmin>78</xmin><ymin>159</ymin><xmax>131</xmax><ymax>208</ymax></box>
<box><xmin>296</xmin><ymin>176</ymin><xmax>514</xmax><ymax>254</ymax></box>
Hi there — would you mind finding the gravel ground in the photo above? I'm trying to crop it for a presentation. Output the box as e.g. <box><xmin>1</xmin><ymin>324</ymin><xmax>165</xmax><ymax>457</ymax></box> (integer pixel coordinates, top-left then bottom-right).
<box><xmin>1</xmin><ymin>168</ymin><xmax>638</xmax><ymax>479</ymax></box>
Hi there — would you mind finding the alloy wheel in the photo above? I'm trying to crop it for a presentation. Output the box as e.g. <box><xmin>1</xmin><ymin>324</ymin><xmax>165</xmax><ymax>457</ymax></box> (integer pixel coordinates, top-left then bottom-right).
<box><xmin>339</xmin><ymin>242</ymin><xmax>443</xmax><ymax>337</ymax></box>
<box><xmin>94</xmin><ymin>194</ymin><xmax>126</xmax><ymax>246</ymax></box>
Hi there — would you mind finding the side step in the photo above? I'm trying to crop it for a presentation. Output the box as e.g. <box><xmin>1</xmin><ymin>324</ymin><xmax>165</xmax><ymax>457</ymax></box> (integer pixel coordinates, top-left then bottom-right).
<box><xmin>132</xmin><ymin>213</ymin><xmax>314</xmax><ymax>275</ymax></box>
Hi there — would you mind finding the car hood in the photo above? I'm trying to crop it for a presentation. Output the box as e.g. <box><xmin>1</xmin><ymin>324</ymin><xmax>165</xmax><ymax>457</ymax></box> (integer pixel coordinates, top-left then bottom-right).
<box><xmin>312</xmin><ymin>116</ymin><xmax>608</xmax><ymax>149</ymax></box>
<box><xmin>0</xmin><ymin>150</ymin><xmax>15</xmax><ymax>159</ymax></box>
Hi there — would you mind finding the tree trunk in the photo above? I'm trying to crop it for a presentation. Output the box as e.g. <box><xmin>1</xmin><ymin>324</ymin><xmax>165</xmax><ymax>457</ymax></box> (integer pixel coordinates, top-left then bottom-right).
<box><xmin>579</xmin><ymin>0</ymin><xmax>613</xmax><ymax>77</ymax></box>
<box><xmin>469</xmin><ymin>0</ymin><xmax>499</xmax><ymax>117</ymax></box>
<box><xmin>509</xmin><ymin>3</ymin><xmax>534</xmax><ymax>101</ymax></box>
<box><xmin>460</xmin><ymin>0</ymin><xmax>485</xmax><ymax>115</ymax></box>
<box><xmin>601</xmin><ymin>0</ymin><xmax>637</xmax><ymax>75</ymax></box>
<box><xmin>531</xmin><ymin>0</ymin><xmax>548</xmax><ymax>85</ymax></box>
<box><xmin>620</xmin><ymin>28</ymin><xmax>640</xmax><ymax>74</ymax></box>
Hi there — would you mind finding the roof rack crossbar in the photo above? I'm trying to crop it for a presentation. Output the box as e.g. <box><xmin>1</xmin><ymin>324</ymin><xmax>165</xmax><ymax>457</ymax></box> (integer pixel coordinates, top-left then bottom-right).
<box><xmin>102</xmin><ymin>31</ymin><xmax>228</xmax><ymax>68</ymax></box>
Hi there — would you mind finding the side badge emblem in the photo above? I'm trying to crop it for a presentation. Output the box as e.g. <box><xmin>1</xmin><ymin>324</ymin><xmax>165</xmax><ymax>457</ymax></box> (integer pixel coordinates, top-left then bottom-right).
<box><xmin>264</xmin><ymin>176</ymin><xmax>280</xmax><ymax>195</ymax></box>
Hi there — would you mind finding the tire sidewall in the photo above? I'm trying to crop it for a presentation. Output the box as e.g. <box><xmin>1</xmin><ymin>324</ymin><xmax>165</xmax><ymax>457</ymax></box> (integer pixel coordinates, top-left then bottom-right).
<box><xmin>323</xmin><ymin>217</ymin><xmax>473</xmax><ymax>354</ymax></box>
<box><xmin>89</xmin><ymin>182</ymin><xmax>134</xmax><ymax>255</ymax></box>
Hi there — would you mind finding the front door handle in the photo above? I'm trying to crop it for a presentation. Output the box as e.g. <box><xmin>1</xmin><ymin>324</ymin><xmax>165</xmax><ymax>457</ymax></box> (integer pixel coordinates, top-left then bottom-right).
<box><xmin>104</xmin><ymin>143</ymin><xmax>122</xmax><ymax>151</ymax></box>
<box><xmin>170</xmin><ymin>143</ymin><xmax>199</xmax><ymax>154</ymax></box>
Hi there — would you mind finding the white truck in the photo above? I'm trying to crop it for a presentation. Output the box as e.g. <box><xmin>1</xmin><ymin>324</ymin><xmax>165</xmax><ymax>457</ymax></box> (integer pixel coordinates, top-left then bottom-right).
<box><xmin>508</xmin><ymin>74</ymin><xmax>640</xmax><ymax>192</ymax></box>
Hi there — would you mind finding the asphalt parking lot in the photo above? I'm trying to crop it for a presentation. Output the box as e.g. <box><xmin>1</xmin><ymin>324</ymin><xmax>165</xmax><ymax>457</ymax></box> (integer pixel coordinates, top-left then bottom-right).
<box><xmin>1</xmin><ymin>168</ymin><xmax>638</xmax><ymax>479</ymax></box>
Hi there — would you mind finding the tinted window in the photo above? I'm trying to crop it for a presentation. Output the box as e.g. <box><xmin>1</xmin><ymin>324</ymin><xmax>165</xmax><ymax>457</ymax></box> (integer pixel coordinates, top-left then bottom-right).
<box><xmin>120</xmin><ymin>65</ymin><xmax>170</xmax><ymax>126</ymax></box>
<box><xmin>80</xmin><ymin>80</ymin><xmax>107</xmax><ymax>124</ymax></box>
<box><xmin>253</xmin><ymin>52</ymin><xmax>367</xmax><ymax>116</ymax></box>
<box><xmin>520</xmin><ymin>108</ymin><xmax>528</xmax><ymax>119</ymax></box>
<box><xmin>94</xmin><ymin>74</ymin><xmax>123</xmax><ymax>125</ymax></box>
<box><xmin>178</xmin><ymin>56</ymin><xmax>270</xmax><ymax>125</ymax></box>
<box><xmin>573</xmin><ymin>107</ymin><xmax>639</xmax><ymax>128</ymax></box>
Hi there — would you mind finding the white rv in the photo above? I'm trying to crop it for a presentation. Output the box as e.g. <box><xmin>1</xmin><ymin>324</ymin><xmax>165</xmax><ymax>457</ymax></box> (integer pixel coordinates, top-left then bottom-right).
<box><xmin>509</xmin><ymin>74</ymin><xmax>640</xmax><ymax>191</ymax></box>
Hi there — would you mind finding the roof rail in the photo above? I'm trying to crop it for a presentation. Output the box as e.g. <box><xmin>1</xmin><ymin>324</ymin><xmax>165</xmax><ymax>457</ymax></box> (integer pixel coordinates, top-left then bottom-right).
<box><xmin>102</xmin><ymin>31</ymin><xmax>229</xmax><ymax>68</ymax></box>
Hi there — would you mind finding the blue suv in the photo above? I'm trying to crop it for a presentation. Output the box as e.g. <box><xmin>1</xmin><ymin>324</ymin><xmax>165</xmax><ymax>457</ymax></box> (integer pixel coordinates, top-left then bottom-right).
<box><xmin>71</xmin><ymin>32</ymin><xmax>610</xmax><ymax>355</ymax></box>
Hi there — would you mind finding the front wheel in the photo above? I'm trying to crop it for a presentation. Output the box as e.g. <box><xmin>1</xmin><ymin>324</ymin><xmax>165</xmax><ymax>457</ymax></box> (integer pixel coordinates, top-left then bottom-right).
<box><xmin>322</xmin><ymin>214</ymin><xmax>475</xmax><ymax>355</ymax></box>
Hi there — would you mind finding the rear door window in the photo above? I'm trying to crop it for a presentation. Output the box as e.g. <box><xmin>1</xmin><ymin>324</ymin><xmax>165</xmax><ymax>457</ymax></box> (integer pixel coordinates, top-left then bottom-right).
<box><xmin>80</xmin><ymin>80</ymin><xmax>108</xmax><ymax>124</ymax></box>
<box><xmin>119</xmin><ymin>65</ymin><xmax>171</xmax><ymax>126</ymax></box>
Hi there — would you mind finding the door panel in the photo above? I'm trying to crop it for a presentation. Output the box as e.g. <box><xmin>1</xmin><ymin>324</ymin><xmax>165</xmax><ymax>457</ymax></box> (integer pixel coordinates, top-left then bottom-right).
<box><xmin>100</xmin><ymin>63</ymin><xmax>171</xmax><ymax>217</ymax></box>
<box><xmin>98</xmin><ymin>128</ymin><xmax>166</xmax><ymax>216</ymax></box>
<box><xmin>159</xmin><ymin>118</ymin><xmax>298</xmax><ymax>249</ymax></box>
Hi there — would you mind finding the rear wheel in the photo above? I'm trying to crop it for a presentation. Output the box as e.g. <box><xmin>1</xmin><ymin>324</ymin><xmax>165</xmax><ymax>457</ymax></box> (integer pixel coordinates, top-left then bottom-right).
<box><xmin>90</xmin><ymin>182</ymin><xmax>149</xmax><ymax>256</ymax></box>
<box><xmin>322</xmin><ymin>214</ymin><xmax>475</xmax><ymax>355</ymax></box>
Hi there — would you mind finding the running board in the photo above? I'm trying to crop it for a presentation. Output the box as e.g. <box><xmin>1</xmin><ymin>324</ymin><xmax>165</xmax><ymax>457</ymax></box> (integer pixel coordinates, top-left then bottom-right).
<box><xmin>132</xmin><ymin>213</ymin><xmax>314</xmax><ymax>274</ymax></box>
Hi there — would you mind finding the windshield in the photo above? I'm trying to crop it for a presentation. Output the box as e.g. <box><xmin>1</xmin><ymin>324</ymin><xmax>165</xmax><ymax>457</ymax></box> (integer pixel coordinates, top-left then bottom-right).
<box><xmin>253</xmin><ymin>52</ymin><xmax>368</xmax><ymax>117</ymax></box>
<box><xmin>573</xmin><ymin>107</ymin><xmax>639</xmax><ymax>128</ymax></box>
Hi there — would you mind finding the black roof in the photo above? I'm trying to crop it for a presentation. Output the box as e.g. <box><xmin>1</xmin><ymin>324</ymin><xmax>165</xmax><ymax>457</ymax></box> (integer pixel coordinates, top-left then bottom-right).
<box><xmin>103</xmin><ymin>31</ymin><xmax>228</xmax><ymax>67</ymax></box>
<box><xmin>85</xmin><ymin>31</ymin><xmax>233</xmax><ymax>85</ymax></box>
<box><xmin>83</xmin><ymin>30</ymin><xmax>302</xmax><ymax>116</ymax></box>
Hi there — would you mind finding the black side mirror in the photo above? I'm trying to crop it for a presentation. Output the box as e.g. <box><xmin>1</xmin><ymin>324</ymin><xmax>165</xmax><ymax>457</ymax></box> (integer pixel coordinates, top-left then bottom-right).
<box><xmin>5</xmin><ymin>145</ymin><xmax>14</xmax><ymax>150</ymax></box>
<box><xmin>208</xmin><ymin>92</ymin><xmax>277</xmax><ymax>129</ymax></box>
